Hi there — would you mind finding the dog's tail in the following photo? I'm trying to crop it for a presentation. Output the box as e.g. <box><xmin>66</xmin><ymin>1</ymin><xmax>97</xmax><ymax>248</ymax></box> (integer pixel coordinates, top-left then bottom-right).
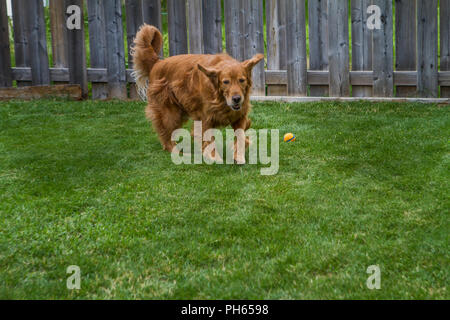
<box><xmin>131</xmin><ymin>24</ymin><xmax>163</xmax><ymax>100</ymax></box>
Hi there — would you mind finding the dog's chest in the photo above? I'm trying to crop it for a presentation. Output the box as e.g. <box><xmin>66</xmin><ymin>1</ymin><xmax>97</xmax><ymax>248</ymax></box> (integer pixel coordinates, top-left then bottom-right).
<box><xmin>208</xmin><ymin>107</ymin><xmax>243</xmax><ymax>127</ymax></box>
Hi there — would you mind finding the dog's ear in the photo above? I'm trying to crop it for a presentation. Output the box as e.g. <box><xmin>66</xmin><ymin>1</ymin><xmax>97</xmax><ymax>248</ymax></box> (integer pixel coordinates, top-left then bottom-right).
<box><xmin>198</xmin><ymin>64</ymin><xmax>220</xmax><ymax>81</ymax></box>
<box><xmin>242</xmin><ymin>54</ymin><xmax>264</xmax><ymax>71</ymax></box>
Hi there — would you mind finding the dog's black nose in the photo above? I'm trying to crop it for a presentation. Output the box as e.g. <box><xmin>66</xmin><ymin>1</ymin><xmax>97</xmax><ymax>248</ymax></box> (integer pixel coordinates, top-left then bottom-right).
<box><xmin>232</xmin><ymin>95</ymin><xmax>242</xmax><ymax>104</ymax></box>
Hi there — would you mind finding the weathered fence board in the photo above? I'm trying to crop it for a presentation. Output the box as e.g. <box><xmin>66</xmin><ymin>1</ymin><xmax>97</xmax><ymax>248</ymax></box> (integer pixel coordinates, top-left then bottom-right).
<box><xmin>0</xmin><ymin>84</ymin><xmax>82</xmax><ymax>101</ymax></box>
<box><xmin>0</xmin><ymin>0</ymin><xmax>11</xmax><ymax>87</ymax></box>
<box><xmin>11</xmin><ymin>0</ymin><xmax>31</xmax><ymax>87</ymax></box>
<box><xmin>142</xmin><ymin>0</ymin><xmax>162</xmax><ymax>29</ymax></box>
<box><xmin>202</xmin><ymin>0</ymin><xmax>222</xmax><ymax>54</ymax></box>
<box><xmin>241</xmin><ymin>0</ymin><xmax>265</xmax><ymax>95</ymax></box>
<box><xmin>188</xmin><ymin>0</ymin><xmax>203</xmax><ymax>54</ymax></box>
<box><xmin>327</xmin><ymin>0</ymin><xmax>349</xmax><ymax>96</ymax></box>
<box><xmin>167</xmin><ymin>0</ymin><xmax>188</xmax><ymax>56</ymax></box>
<box><xmin>224</xmin><ymin>0</ymin><xmax>243</xmax><ymax>61</ymax></box>
<box><xmin>309</xmin><ymin>0</ymin><xmax>328</xmax><ymax>97</ymax></box>
<box><xmin>126</xmin><ymin>0</ymin><xmax>144</xmax><ymax>99</ymax></box>
<box><xmin>351</xmin><ymin>0</ymin><xmax>372</xmax><ymax>97</ymax></box>
<box><xmin>395</xmin><ymin>0</ymin><xmax>416</xmax><ymax>97</ymax></box>
<box><xmin>87</xmin><ymin>0</ymin><xmax>108</xmax><ymax>100</ymax></box>
<box><xmin>286</xmin><ymin>0</ymin><xmax>308</xmax><ymax>96</ymax></box>
<box><xmin>441</xmin><ymin>0</ymin><xmax>450</xmax><ymax>98</ymax></box>
<box><xmin>372</xmin><ymin>0</ymin><xmax>393</xmax><ymax>97</ymax></box>
<box><xmin>50</xmin><ymin>0</ymin><xmax>68</xmax><ymax>69</ymax></box>
<box><xmin>26</xmin><ymin>0</ymin><xmax>50</xmax><ymax>85</ymax></box>
<box><xmin>11</xmin><ymin>67</ymin><xmax>450</xmax><ymax>86</ymax></box>
<box><xmin>266</xmin><ymin>0</ymin><xmax>287</xmax><ymax>96</ymax></box>
<box><xmin>65</xmin><ymin>0</ymin><xmax>88</xmax><ymax>98</ymax></box>
<box><xmin>126</xmin><ymin>0</ymin><xmax>144</xmax><ymax>61</ymax></box>
<box><xmin>142</xmin><ymin>0</ymin><xmax>163</xmax><ymax>57</ymax></box>
<box><xmin>104</xmin><ymin>0</ymin><xmax>127</xmax><ymax>99</ymax></box>
<box><xmin>285</xmin><ymin>0</ymin><xmax>307</xmax><ymax>96</ymax></box>
<box><xmin>417</xmin><ymin>0</ymin><xmax>438</xmax><ymax>98</ymax></box>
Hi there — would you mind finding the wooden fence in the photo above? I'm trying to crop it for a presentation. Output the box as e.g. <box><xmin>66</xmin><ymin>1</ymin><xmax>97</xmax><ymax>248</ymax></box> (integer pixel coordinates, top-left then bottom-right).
<box><xmin>0</xmin><ymin>0</ymin><xmax>449</xmax><ymax>100</ymax></box>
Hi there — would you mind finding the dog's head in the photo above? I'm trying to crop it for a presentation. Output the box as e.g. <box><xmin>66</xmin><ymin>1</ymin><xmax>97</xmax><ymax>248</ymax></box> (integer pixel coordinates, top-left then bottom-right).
<box><xmin>198</xmin><ymin>54</ymin><xmax>264</xmax><ymax>111</ymax></box>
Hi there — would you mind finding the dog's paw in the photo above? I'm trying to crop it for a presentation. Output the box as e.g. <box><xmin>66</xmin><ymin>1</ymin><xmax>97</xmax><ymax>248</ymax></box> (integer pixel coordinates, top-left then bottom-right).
<box><xmin>234</xmin><ymin>158</ymin><xmax>246</xmax><ymax>165</ymax></box>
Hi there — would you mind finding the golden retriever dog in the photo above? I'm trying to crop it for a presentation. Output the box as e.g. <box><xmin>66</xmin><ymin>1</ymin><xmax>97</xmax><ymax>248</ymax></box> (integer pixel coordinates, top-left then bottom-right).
<box><xmin>132</xmin><ymin>24</ymin><xmax>264</xmax><ymax>163</ymax></box>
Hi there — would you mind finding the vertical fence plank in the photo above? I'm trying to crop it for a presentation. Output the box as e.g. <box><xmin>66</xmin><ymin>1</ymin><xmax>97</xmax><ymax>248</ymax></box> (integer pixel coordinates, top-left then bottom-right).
<box><xmin>26</xmin><ymin>0</ymin><xmax>50</xmax><ymax>85</ymax></box>
<box><xmin>417</xmin><ymin>0</ymin><xmax>438</xmax><ymax>98</ymax></box>
<box><xmin>11</xmin><ymin>0</ymin><xmax>30</xmax><ymax>86</ymax></box>
<box><xmin>351</xmin><ymin>0</ymin><xmax>372</xmax><ymax>97</ymax></box>
<box><xmin>167</xmin><ymin>0</ymin><xmax>187</xmax><ymax>56</ymax></box>
<box><xmin>286</xmin><ymin>0</ymin><xmax>307</xmax><ymax>96</ymax></box>
<box><xmin>142</xmin><ymin>0</ymin><xmax>163</xmax><ymax>57</ymax></box>
<box><xmin>328</xmin><ymin>0</ymin><xmax>349</xmax><ymax>96</ymax></box>
<box><xmin>372</xmin><ymin>0</ymin><xmax>393</xmax><ymax>97</ymax></box>
<box><xmin>395</xmin><ymin>0</ymin><xmax>416</xmax><ymax>97</ymax></box>
<box><xmin>0</xmin><ymin>0</ymin><xmax>12</xmax><ymax>87</ymax></box>
<box><xmin>202</xmin><ymin>0</ymin><xmax>222</xmax><ymax>54</ymax></box>
<box><xmin>87</xmin><ymin>0</ymin><xmax>108</xmax><ymax>99</ymax></box>
<box><xmin>142</xmin><ymin>0</ymin><xmax>162</xmax><ymax>29</ymax></box>
<box><xmin>241</xmin><ymin>0</ymin><xmax>265</xmax><ymax>95</ymax></box>
<box><xmin>65</xmin><ymin>0</ymin><xmax>88</xmax><ymax>98</ymax></box>
<box><xmin>104</xmin><ymin>0</ymin><xmax>127</xmax><ymax>99</ymax></box>
<box><xmin>266</xmin><ymin>0</ymin><xmax>287</xmax><ymax>96</ymax></box>
<box><xmin>309</xmin><ymin>0</ymin><xmax>329</xmax><ymax>97</ymax></box>
<box><xmin>266</xmin><ymin>0</ymin><xmax>287</xmax><ymax>70</ymax></box>
<box><xmin>50</xmin><ymin>0</ymin><xmax>69</xmax><ymax>69</ymax></box>
<box><xmin>125</xmin><ymin>0</ymin><xmax>144</xmax><ymax>99</ymax></box>
<box><xmin>126</xmin><ymin>0</ymin><xmax>143</xmax><ymax>61</ymax></box>
<box><xmin>188</xmin><ymin>0</ymin><xmax>203</xmax><ymax>54</ymax></box>
<box><xmin>224</xmin><ymin>0</ymin><xmax>243</xmax><ymax>61</ymax></box>
<box><xmin>440</xmin><ymin>0</ymin><xmax>450</xmax><ymax>98</ymax></box>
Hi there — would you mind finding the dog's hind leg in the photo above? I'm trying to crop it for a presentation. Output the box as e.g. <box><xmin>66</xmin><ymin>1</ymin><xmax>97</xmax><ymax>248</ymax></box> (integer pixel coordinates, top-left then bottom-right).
<box><xmin>146</xmin><ymin>102</ymin><xmax>185</xmax><ymax>152</ymax></box>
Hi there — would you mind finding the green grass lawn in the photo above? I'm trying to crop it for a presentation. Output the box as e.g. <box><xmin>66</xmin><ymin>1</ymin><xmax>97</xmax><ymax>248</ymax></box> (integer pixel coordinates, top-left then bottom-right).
<box><xmin>0</xmin><ymin>99</ymin><xmax>448</xmax><ymax>299</ymax></box>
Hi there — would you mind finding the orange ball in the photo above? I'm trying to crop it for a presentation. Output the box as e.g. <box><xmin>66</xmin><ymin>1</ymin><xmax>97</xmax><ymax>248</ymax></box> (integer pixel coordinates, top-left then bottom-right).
<box><xmin>284</xmin><ymin>133</ymin><xmax>296</xmax><ymax>142</ymax></box>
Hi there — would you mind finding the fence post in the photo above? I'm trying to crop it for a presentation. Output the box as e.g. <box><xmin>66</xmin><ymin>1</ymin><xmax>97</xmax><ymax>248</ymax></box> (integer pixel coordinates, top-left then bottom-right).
<box><xmin>65</xmin><ymin>0</ymin><xmax>88</xmax><ymax>98</ymax></box>
<box><xmin>11</xmin><ymin>0</ymin><xmax>30</xmax><ymax>87</ymax></box>
<box><xmin>417</xmin><ymin>0</ymin><xmax>438</xmax><ymax>98</ymax></box>
<box><xmin>327</xmin><ymin>0</ymin><xmax>349</xmax><ymax>96</ymax></box>
<box><xmin>372</xmin><ymin>0</ymin><xmax>393</xmax><ymax>97</ymax></box>
<box><xmin>142</xmin><ymin>0</ymin><xmax>163</xmax><ymax>57</ymax></box>
<box><xmin>125</xmin><ymin>0</ymin><xmax>144</xmax><ymax>100</ymax></box>
<box><xmin>242</xmin><ymin>0</ymin><xmax>265</xmax><ymax>95</ymax></box>
<box><xmin>87</xmin><ymin>0</ymin><xmax>108</xmax><ymax>100</ymax></box>
<box><xmin>351</xmin><ymin>0</ymin><xmax>372</xmax><ymax>97</ymax></box>
<box><xmin>0</xmin><ymin>0</ymin><xmax>12</xmax><ymax>87</ymax></box>
<box><xmin>167</xmin><ymin>0</ymin><xmax>188</xmax><ymax>56</ymax></box>
<box><xmin>50</xmin><ymin>0</ymin><xmax>69</xmax><ymax>70</ymax></box>
<box><xmin>266</xmin><ymin>0</ymin><xmax>287</xmax><ymax>96</ymax></box>
<box><xmin>395</xmin><ymin>0</ymin><xmax>416</xmax><ymax>97</ymax></box>
<box><xmin>224</xmin><ymin>0</ymin><xmax>243</xmax><ymax>61</ymax></box>
<box><xmin>104</xmin><ymin>0</ymin><xmax>128</xmax><ymax>99</ymax></box>
<box><xmin>187</xmin><ymin>0</ymin><xmax>203</xmax><ymax>54</ymax></box>
<box><xmin>26</xmin><ymin>0</ymin><xmax>50</xmax><ymax>85</ymax></box>
<box><xmin>202</xmin><ymin>0</ymin><xmax>222</xmax><ymax>54</ymax></box>
<box><xmin>309</xmin><ymin>0</ymin><xmax>329</xmax><ymax>97</ymax></box>
<box><xmin>440</xmin><ymin>0</ymin><xmax>450</xmax><ymax>98</ymax></box>
<box><xmin>286</xmin><ymin>0</ymin><xmax>307</xmax><ymax>96</ymax></box>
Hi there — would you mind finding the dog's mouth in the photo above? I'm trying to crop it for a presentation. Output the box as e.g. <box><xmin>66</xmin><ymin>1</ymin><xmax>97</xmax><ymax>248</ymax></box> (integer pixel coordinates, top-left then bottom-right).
<box><xmin>228</xmin><ymin>103</ymin><xmax>241</xmax><ymax>111</ymax></box>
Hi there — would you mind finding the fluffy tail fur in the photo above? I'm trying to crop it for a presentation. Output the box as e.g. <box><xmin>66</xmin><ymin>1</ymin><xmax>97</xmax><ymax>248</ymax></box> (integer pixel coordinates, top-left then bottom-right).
<box><xmin>131</xmin><ymin>24</ymin><xmax>163</xmax><ymax>100</ymax></box>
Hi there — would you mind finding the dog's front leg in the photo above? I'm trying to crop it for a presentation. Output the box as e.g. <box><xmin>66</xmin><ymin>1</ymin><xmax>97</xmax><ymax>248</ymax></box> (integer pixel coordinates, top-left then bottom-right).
<box><xmin>232</xmin><ymin>117</ymin><xmax>251</xmax><ymax>165</ymax></box>
<box><xmin>192</xmin><ymin>121</ymin><xmax>223</xmax><ymax>163</ymax></box>
<box><xmin>202</xmin><ymin>138</ymin><xmax>223</xmax><ymax>163</ymax></box>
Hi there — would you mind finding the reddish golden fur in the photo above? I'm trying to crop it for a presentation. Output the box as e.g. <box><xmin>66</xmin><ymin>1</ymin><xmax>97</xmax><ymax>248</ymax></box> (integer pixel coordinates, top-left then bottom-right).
<box><xmin>132</xmin><ymin>25</ymin><xmax>264</xmax><ymax>159</ymax></box>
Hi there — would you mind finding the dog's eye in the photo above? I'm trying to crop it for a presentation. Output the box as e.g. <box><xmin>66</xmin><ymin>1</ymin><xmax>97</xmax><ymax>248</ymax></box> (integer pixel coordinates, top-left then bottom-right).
<box><xmin>239</xmin><ymin>79</ymin><xmax>245</xmax><ymax>83</ymax></box>
<box><xmin>223</xmin><ymin>80</ymin><xmax>230</xmax><ymax>85</ymax></box>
